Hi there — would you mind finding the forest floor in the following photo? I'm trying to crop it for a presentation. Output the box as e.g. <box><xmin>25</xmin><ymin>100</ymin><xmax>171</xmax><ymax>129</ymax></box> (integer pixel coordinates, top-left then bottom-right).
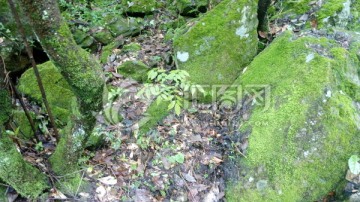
<box><xmin>6</xmin><ymin>11</ymin><xmax>247</xmax><ymax>202</ymax></box>
<box><xmin>74</xmin><ymin>12</ymin><xmax>246</xmax><ymax>201</ymax></box>
<box><xmin>5</xmin><ymin>4</ymin><xmax>350</xmax><ymax>202</ymax></box>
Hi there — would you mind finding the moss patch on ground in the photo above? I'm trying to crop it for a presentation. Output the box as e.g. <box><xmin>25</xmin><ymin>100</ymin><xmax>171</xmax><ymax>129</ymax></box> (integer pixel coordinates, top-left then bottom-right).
<box><xmin>122</xmin><ymin>0</ymin><xmax>157</xmax><ymax>14</ymax></box>
<box><xmin>117</xmin><ymin>61</ymin><xmax>150</xmax><ymax>82</ymax></box>
<box><xmin>173</xmin><ymin>0</ymin><xmax>258</xmax><ymax>102</ymax></box>
<box><xmin>18</xmin><ymin>61</ymin><xmax>75</xmax><ymax>124</ymax></box>
<box><xmin>225</xmin><ymin>31</ymin><xmax>360</xmax><ymax>201</ymax></box>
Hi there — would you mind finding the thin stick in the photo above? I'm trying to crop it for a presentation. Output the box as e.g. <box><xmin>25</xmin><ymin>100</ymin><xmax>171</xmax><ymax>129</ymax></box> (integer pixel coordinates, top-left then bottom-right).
<box><xmin>7</xmin><ymin>0</ymin><xmax>59</xmax><ymax>142</ymax></box>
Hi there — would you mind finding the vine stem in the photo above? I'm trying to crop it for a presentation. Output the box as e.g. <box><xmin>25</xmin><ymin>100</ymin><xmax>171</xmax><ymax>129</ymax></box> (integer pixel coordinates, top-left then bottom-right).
<box><xmin>7</xmin><ymin>0</ymin><xmax>60</xmax><ymax>142</ymax></box>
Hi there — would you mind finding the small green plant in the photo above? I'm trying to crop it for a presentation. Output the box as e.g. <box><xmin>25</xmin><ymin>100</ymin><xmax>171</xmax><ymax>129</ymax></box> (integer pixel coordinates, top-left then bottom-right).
<box><xmin>168</xmin><ymin>152</ymin><xmax>185</xmax><ymax>164</ymax></box>
<box><xmin>92</xmin><ymin>126</ymin><xmax>122</xmax><ymax>150</ymax></box>
<box><xmin>137</xmin><ymin>68</ymin><xmax>205</xmax><ymax>115</ymax></box>
<box><xmin>35</xmin><ymin>142</ymin><xmax>44</xmax><ymax>151</ymax></box>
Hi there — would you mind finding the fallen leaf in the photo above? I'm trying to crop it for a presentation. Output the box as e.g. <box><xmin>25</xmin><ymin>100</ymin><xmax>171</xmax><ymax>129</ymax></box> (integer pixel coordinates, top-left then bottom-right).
<box><xmin>183</xmin><ymin>172</ymin><xmax>197</xmax><ymax>183</ymax></box>
<box><xmin>135</xmin><ymin>189</ymin><xmax>153</xmax><ymax>202</ymax></box>
<box><xmin>98</xmin><ymin>176</ymin><xmax>117</xmax><ymax>185</ymax></box>
<box><xmin>211</xmin><ymin>156</ymin><xmax>223</xmax><ymax>164</ymax></box>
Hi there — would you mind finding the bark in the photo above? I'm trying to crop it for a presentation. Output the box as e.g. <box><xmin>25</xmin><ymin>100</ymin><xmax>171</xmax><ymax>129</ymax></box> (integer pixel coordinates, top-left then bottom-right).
<box><xmin>18</xmin><ymin>0</ymin><xmax>105</xmax><ymax>184</ymax></box>
<box><xmin>258</xmin><ymin>0</ymin><xmax>271</xmax><ymax>32</ymax></box>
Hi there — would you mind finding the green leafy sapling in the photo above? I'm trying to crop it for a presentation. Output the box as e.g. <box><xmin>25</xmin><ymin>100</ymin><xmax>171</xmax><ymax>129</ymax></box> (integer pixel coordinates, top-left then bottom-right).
<box><xmin>137</xmin><ymin>68</ymin><xmax>205</xmax><ymax>115</ymax></box>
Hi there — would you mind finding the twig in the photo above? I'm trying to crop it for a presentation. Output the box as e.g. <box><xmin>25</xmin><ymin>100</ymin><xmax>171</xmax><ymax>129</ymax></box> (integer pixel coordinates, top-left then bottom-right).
<box><xmin>233</xmin><ymin>144</ymin><xmax>247</xmax><ymax>159</ymax></box>
<box><xmin>7</xmin><ymin>0</ymin><xmax>60</xmax><ymax>142</ymax></box>
<box><xmin>75</xmin><ymin>171</ymin><xmax>85</xmax><ymax>196</ymax></box>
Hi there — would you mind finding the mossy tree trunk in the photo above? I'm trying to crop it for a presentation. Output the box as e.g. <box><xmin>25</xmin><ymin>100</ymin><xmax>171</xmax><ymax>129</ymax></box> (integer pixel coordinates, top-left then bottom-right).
<box><xmin>18</xmin><ymin>0</ymin><xmax>105</xmax><ymax>192</ymax></box>
<box><xmin>0</xmin><ymin>62</ymin><xmax>49</xmax><ymax>198</ymax></box>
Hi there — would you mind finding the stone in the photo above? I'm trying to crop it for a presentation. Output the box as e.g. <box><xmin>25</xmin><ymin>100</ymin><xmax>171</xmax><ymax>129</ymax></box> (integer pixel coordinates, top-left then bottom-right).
<box><xmin>173</xmin><ymin>0</ymin><xmax>258</xmax><ymax>102</ymax></box>
<box><xmin>225</xmin><ymin>31</ymin><xmax>360</xmax><ymax>201</ymax></box>
<box><xmin>12</xmin><ymin>110</ymin><xmax>36</xmax><ymax>139</ymax></box>
<box><xmin>122</xmin><ymin>0</ymin><xmax>157</xmax><ymax>15</ymax></box>
<box><xmin>170</xmin><ymin>0</ymin><xmax>209</xmax><ymax>16</ymax></box>
<box><xmin>91</xmin><ymin>28</ymin><xmax>114</xmax><ymax>45</ymax></box>
<box><xmin>18</xmin><ymin>61</ymin><xmax>75</xmax><ymax>124</ymax></box>
<box><xmin>103</xmin><ymin>15</ymin><xmax>143</xmax><ymax>37</ymax></box>
<box><xmin>117</xmin><ymin>61</ymin><xmax>150</xmax><ymax>82</ymax></box>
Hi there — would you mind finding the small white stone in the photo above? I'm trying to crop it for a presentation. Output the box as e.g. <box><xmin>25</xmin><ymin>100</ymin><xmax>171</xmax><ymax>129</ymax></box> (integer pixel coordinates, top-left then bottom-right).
<box><xmin>177</xmin><ymin>51</ymin><xmax>189</xmax><ymax>62</ymax></box>
<box><xmin>236</xmin><ymin>26</ymin><xmax>248</xmax><ymax>38</ymax></box>
<box><xmin>325</xmin><ymin>90</ymin><xmax>332</xmax><ymax>98</ymax></box>
<box><xmin>306</xmin><ymin>53</ymin><xmax>315</xmax><ymax>63</ymax></box>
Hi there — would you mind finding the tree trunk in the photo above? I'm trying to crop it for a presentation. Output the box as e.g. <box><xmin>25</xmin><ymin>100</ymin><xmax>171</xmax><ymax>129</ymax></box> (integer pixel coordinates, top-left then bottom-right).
<box><xmin>18</xmin><ymin>0</ymin><xmax>105</xmax><ymax>192</ymax></box>
<box><xmin>258</xmin><ymin>0</ymin><xmax>271</xmax><ymax>32</ymax></box>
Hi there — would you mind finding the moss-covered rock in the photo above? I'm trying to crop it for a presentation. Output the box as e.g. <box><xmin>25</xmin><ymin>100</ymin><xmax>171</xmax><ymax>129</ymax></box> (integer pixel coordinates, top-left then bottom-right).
<box><xmin>122</xmin><ymin>43</ymin><xmax>141</xmax><ymax>52</ymax></box>
<box><xmin>18</xmin><ymin>61</ymin><xmax>75</xmax><ymax>124</ymax></box>
<box><xmin>12</xmin><ymin>110</ymin><xmax>36</xmax><ymax>139</ymax></box>
<box><xmin>122</xmin><ymin>0</ymin><xmax>157</xmax><ymax>15</ymax></box>
<box><xmin>117</xmin><ymin>61</ymin><xmax>150</xmax><ymax>82</ymax></box>
<box><xmin>348</xmin><ymin>0</ymin><xmax>360</xmax><ymax>31</ymax></box>
<box><xmin>0</xmin><ymin>89</ymin><xmax>11</xmax><ymax>125</ymax></box>
<box><xmin>225</xmin><ymin>31</ymin><xmax>360</xmax><ymax>201</ymax></box>
<box><xmin>0</xmin><ymin>185</ymin><xmax>6</xmax><ymax>202</ymax></box>
<box><xmin>276</xmin><ymin>0</ymin><xmax>359</xmax><ymax>30</ymax></box>
<box><xmin>170</xmin><ymin>0</ymin><xmax>209</xmax><ymax>16</ymax></box>
<box><xmin>173</xmin><ymin>0</ymin><xmax>258</xmax><ymax>102</ymax></box>
<box><xmin>0</xmin><ymin>135</ymin><xmax>49</xmax><ymax>198</ymax></box>
<box><xmin>102</xmin><ymin>14</ymin><xmax>143</xmax><ymax>37</ymax></box>
<box><xmin>91</xmin><ymin>28</ymin><xmax>114</xmax><ymax>45</ymax></box>
<box><xmin>100</xmin><ymin>39</ymin><xmax>124</xmax><ymax>64</ymax></box>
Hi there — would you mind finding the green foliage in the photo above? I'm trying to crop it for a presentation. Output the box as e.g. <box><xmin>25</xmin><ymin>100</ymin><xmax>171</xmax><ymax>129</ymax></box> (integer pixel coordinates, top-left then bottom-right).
<box><xmin>92</xmin><ymin>126</ymin><xmax>122</xmax><ymax>150</ymax></box>
<box><xmin>35</xmin><ymin>142</ymin><xmax>44</xmax><ymax>151</ymax></box>
<box><xmin>168</xmin><ymin>152</ymin><xmax>185</xmax><ymax>164</ymax></box>
<box><xmin>137</xmin><ymin>68</ymin><xmax>205</xmax><ymax>115</ymax></box>
<box><xmin>59</xmin><ymin>0</ymin><xmax>122</xmax><ymax>26</ymax></box>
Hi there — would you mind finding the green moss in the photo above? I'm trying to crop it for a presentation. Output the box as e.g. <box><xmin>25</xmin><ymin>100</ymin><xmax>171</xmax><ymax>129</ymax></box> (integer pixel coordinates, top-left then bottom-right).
<box><xmin>18</xmin><ymin>61</ymin><xmax>75</xmax><ymax>124</ymax></box>
<box><xmin>117</xmin><ymin>61</ymin><xmax>150</xmax><ymax>82</ymax></box>
<box><xmin>226</xmin><ymin>32</ymin><xmax>360</xmax><ymax>201</ymax></box>
<box><xmin>0</xmin><ymin>89</ymin><xmax>11</xmax><ymax>125</ymax></box>
<box><xmin>92</xmin><ymin>29</ymin><xmax>114</xmax><ymax>45</ymax></box>
<box><xmin>316</xmin><ymin>0</ymin><xmax>345</xmax><ymax>27</ymax></box>
<box><xmin>42</xmin><ymin>20</ymin><xmax>105</xmax><ymax>126</ymax></box>
<box><xmin>49</xmin><ymin>118</ymin><xmax>89</xmax><ymax>195</ymax></box>
<box><xmin>0</xmin><ymin>135</ymin><xmax>49</xmax><ymax>198</ymax></box>
<box><xmin>171</xmin><ymin>0</ymin><xmax>208</xmax><ymax>15</ymax></box>
<box><xmin>348</xmin><ymin>0</ymin><xmax>360</xmax><ymax>31</ymax></box>
<box><xmin>122</xmin><ymin>43</ymin><xmax>141</xmax><ymax>52</ymax></box>
<box><xmin>173</xmin><ymin>0</ymin><xmax>258</xmax><ymax>101</ymax></box>
<box><xmin>282</xmin><ymin>0</ymin><xmax>312</xmax><ymax>14</ymax></box>
<box><xmin>122</xmin><ymin>0</ymin><xmax>157</xmax><ymax>14</ymax></box>
<box><xmin>12</xmin><ymin>110</ymin><xmax>36</xmax><ymax>139</ymax></box>
<box><xmin>0</xmin><ymin>185</ymin><xmax>7</xmax><ymax>202</ymax></box>
<box><xmin>100</xmin><ymin>39</ymin><xmax>124</xmax><ymax>63</ymax></box>
<box><xmin>104</xmin><ymin>15</ymin><xmax>143</xmax><ymax>37</ymax></box>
